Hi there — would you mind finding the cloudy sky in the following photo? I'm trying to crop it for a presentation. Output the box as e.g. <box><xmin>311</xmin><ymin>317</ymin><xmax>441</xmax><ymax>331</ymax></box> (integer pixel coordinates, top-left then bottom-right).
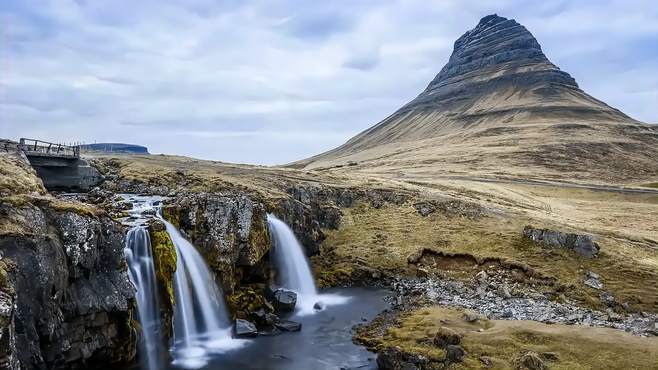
<box><xmin>1</xmin><ymin>0</ymin><xmax>657</xmax><ymax>165</ymax></box>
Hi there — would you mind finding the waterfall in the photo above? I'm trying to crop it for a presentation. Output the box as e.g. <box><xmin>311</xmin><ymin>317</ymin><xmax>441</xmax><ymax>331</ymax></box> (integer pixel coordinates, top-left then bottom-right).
<box><xmin>124</xmin><ymin>226</ymin><xmax>163</xmax><ymax>370</ymax></box>
<box><xmin>267</xmin><ymin>214</ymin><xmax>318</xmax><ymax>296</ymax></box>
<box><xmin>267</xmin><ymin>214</ymin><xmax>349</xmax><ymax>315</ymax></box>
<box><xmin>162</xmin><ymin>218</ymin><xmax>245</xmax><ymax>369</ymax></box>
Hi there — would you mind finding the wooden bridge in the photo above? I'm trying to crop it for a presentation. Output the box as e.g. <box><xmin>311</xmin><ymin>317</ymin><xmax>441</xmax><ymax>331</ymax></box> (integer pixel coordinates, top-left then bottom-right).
<box><xmin>18</xmin><ymin>138</ymin><xmax>80</xmax><ymax>159</ymax></box>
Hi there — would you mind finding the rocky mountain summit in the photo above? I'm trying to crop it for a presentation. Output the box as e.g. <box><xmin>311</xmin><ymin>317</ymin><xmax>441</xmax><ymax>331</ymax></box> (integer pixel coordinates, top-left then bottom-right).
<box><xmin>297</xmin><ymin>14</ymin><xmax>658</xmax><ymax>182</ymax></box>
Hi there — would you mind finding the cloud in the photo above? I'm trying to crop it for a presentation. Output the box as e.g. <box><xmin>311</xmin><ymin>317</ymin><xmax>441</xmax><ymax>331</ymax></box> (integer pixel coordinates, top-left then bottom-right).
<box><xmin>1</xmin><ymin>0</ymin><xmax>657</xmax><ymax>165</ymax></box>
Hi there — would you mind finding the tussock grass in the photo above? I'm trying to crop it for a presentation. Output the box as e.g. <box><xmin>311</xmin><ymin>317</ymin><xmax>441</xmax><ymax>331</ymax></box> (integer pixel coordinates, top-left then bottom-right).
<box><xmin>382</xmin><ymin>307</ymin><xmax>658</xmax><ymax>369</ymax></box>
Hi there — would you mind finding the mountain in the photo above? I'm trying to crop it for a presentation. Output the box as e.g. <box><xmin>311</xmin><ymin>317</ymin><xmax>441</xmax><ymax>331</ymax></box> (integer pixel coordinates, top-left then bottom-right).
<box><xmin>295</xmin><ymin>14</ymin><xmax>658</xmax><ymax>183</ymax></box>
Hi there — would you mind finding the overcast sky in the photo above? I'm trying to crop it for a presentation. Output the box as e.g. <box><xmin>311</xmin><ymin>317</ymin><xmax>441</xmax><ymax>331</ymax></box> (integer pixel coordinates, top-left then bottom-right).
<box><xmin>1</xmin><ymin>1</ymin><xmax>657</xmax><ymax>165</ymax></box>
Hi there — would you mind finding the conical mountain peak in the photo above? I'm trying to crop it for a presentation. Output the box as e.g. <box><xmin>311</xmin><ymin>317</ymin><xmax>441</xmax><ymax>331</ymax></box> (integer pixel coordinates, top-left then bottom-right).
<box><xmin>296</xmin><ymin>15</ymin><xmax>658</xmax><ymax>182</ymax></box>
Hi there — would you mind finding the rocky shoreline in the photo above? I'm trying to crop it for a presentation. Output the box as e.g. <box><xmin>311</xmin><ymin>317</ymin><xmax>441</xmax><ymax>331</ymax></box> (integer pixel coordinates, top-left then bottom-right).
<box><xmin>390</xmin><ymin>277</ymin><xmax>658</xmax><ymax>337</ymax></box>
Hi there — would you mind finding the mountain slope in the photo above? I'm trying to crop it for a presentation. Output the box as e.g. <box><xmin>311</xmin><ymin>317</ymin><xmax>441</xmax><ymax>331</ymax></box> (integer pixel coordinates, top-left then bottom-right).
<box><xmin>295</xmin><ymin>14</ymin><xmax>658</xmax><ymax>183</ymax></box>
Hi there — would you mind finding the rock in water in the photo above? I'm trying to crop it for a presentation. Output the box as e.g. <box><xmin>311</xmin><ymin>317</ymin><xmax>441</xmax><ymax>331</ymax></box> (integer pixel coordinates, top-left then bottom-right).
<box><xmin>272</xmin><ymin>289</ymin><xmax>297</xmax><ymax>312</ymax></box>
<box><xmin>234</xmin><ymin>319</ymin><xmax>258</xmax><ymax>338</ymax></box>
<box><xmin>313</xmin><ymin>301</ymin><xmax>324</xmax><ymax>311</ymax></box>
<box><xmin>274</xmin><ymin>320</ymin><xmax>302</xmax><ymax>332</ymax></box>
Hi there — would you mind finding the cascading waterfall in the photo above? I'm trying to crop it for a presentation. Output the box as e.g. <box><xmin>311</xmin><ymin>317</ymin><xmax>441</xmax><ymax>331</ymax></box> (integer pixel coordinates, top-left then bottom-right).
<box><xmin>163</xmin><ymin>218</ymin><xmax>245</xmax><ymax>369</ymax></box>
<box><xmin>267</xmin><ymin>214</ymin><xmax>349</xmax><ymax>315</ymax></box>
<box><xmin>124</xmin><ymin>226</ymin><xmax>163</xmax><ymax>370</ymax></box>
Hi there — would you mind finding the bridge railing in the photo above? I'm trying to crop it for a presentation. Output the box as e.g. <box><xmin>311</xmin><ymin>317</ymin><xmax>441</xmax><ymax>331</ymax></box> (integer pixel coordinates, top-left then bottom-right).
<box><xmin>18</xmin><ymin>138</ymin><xmax>80</xmax><ymax>158</ymax></box>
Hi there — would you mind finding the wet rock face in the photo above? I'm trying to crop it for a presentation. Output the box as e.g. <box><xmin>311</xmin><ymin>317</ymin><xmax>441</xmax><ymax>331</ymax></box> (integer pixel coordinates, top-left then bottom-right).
<box><xmin>163</xmin><ymin>192</ymin><xmax>270</xmax><ymax>293</ymax></box>
<box><xmin>523</xmin><ymin>225</ymin><xmax>600</xmax><ymax>258</ymax></box>
<box><xmin>0</xmin><ymin>204</ymin><xmax>135</xmax><ymax>369</ymax></box>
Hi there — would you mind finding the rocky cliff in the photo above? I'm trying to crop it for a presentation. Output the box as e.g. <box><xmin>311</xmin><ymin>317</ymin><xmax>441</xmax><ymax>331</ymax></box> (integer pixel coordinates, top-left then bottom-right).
<box><xmin>0</xmin><ymin>148</ymin><xmax>136</xmax><ymax>369</ymax></box>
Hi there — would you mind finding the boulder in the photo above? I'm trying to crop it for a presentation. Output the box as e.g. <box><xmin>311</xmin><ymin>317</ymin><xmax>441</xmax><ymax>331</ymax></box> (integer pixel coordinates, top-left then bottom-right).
<box><xmin>523</xmin><ymin>225</ymin><xmax>599</xmax><ymax>258</ymax></box>
<box><xmin>445</xmin><ymin>345</ymin><xmax>467</xmax><ymax>363</ymax></box>
<box><xmin>234</xmin><ymin>319</ymin><xmax>258</xmax><ymax>338</ymax></box>
<box><xmin>518</xmin><ymin>351</ymin><xmax>547</xmax><ymax>370</ymax></box>
<box><xmin>433</xmin><ymin>327</ymin><xmax>462</xmax><ymax>347</ymax></box>
<box><xmin>274</xmin><ymin>320</ymin><xmax>302</xmax><ymax>332</ymax></box>
<box><xmin>584</xmin><ymin>271</ymin><xmax>603</xmax><ymax>290</ymax></box>
<box><xmin>272</xmin><ymin>289</ymin><xmax>297</xmax><ymax>312</ymax></box>
<box><xmin>413</xmin><ymin>202</ymin><xmax>436</xmax><ymax>217</ymax></box>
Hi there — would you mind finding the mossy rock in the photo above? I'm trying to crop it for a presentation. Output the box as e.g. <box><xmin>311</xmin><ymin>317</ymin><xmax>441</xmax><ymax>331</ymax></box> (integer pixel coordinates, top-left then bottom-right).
<box><xmin>148</xmin><ymin>220</ymin><xmax>177</xmax><ymax>338</ymax></box>
<box><xmin>226</xmin><ymin>286</ymin><xmax>274</xmax><ymax>320</ymax></box>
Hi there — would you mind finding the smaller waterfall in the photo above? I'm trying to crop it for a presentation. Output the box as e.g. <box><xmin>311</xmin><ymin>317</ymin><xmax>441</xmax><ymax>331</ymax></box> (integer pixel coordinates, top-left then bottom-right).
<box><xmin>267</xmin><ymin>214</ymin><xmax>349</xmax><ymax>315</ymax></box>
<box><xmin>163</xmin><ymin>218</ymin><xmax>245</xmax><ymax>369</ymax></box>
<box><xmin>124</xmin><ymin>226</ymin><xmax>163</xmax><ymax>370</ymax></box>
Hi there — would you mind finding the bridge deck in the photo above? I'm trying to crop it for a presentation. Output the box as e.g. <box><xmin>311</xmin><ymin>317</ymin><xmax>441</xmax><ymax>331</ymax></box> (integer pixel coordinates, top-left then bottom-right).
<box><xmin>19</xmin><ymin>138</ymin><xmax>80</xmax><ymax>159</ymax></box>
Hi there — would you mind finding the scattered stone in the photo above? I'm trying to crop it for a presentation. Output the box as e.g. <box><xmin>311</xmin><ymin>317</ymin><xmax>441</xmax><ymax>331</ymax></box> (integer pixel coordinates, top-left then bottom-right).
<box><xmin>523</xmin><ymin>225</ymin><xmax>599</xmax><ymax>258</ymax></box>
<box><xmin>497</xmin><ymin>284</ymin><xmax>512</xmax><ymax>299</ymax></box>
<box><xmin>518</xmin><ymin>351</ymin><xmax>546</xmax><ymax>370</ymax></box>
<box><xmin>313</xmin><ymin>301</ymin><xmax>324</xmax><ymax>311</ymax></box>
<box><xmin>584</xmin><ymin>272</ymin><xmax>603</xmax><ymax>290</ymax></box>
<box><xmin>476</xmin><ymin>270</ymin><xmax>488</xmax><ymax>283</ymax></box>
<box><xmin>413</xmin><ymin>202</ymin><xmax>436</xmax><ymax>217</ymax></box>
<box><xmin>392</xmin><ymin>276</ymin><xmax>658</xmax><ymax>337</ymax></box>
<box><xmin>445</xmin><ymin>345</ymin><xmax>466</xmax><ymax>363</ymax></box>
<box><xmin>433</xmin><ymin>327</ymin><xmax>462</xmax><ymax>347</ymax></box>
<box><xmin>274</xmin><ymin>320</ymin><xmax>302</xmax><ymax>332</ymax></box>
<box><xmin>540</xmin><ymin>352</ymin><xmax>560</xmax><ymax>361</ymax></box>
<box><xmin>502</xmin><ymin>309</ymin><xmax>514</xmax><ymax>318</ymax></box>
<box><xmin>479</xmin><ymin>355</ymin><xmax>494</xmax><ymax>368</ymax></box>
<box><xmin>463</xmin><ymin>310</ymin><xmax>481</xmax><ymax>323</ymax></box>
<box><xmin>234</xmin><ymin>319</ymin><xmax>258</xmax><ymax>338</ymax></box>
<box><xmin>600</xmin><ymin>292</ymin><xmax>615</xmax><ymax>307</ymax></box>
<box><xmin>272</xmin><ymin>289</ymin><xmax>297</xmax><ymax>312</ymax></box>
<box><xmin>606</xmin><ymin>308</ymin><xmax>623</xmax><ymax>322</ymax></box>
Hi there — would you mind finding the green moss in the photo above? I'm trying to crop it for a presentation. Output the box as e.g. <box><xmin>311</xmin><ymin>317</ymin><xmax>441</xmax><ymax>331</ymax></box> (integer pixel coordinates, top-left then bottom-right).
<box><xmin>149</xmin><ymin>228</ymin><xmax>177</xmax><ymax>308</ymax></box>
<box><xmin>642</xmin><ymin>182</ymin><xmax>658</xmax><ymax>189</ymax></box>
<box><xmin>162</xmin><ymin>206</ymin><xmax>180</xmax><ymax>228</ymax></box>
<box><xmin>226</xmin><ymin>287</ymin><xmax>273</xmax><ymax>319</ymax></box>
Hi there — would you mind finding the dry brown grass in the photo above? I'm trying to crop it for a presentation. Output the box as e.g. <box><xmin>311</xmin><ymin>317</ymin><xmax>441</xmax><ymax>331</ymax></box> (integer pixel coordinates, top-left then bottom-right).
<box><xmin>0</xmin><ymin>153</ymin><xmax>46</xmax><ymax>197</ymax></box>
<box><xmin>380</xmin><ymin>307</ymin><xmax>658</xmax><ymax>370</ymax></box>
<box><xmin>316</xmin><ymin>199</ymin><xmax>658</xmax><ymax>312</ymax></box>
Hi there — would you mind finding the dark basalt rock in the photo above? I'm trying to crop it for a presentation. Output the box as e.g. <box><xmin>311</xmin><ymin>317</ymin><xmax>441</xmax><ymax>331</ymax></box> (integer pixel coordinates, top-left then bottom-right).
<box><xmin>272</xmin><ymin>289</ymin><xmax>297</xmax><ymax>313</ymax></box>
<box><xmin>162</xmin><ymin>192</ymin><xmax>270</xmax><ymax>294</ymax></box>
<box><xmin>523</xmin><ymin>225</ymin><xmax>600</xmax><ymax>258</ymax></box>
<box><xmin>376</xmin><ymin>347</ymin><xmax>428</xmax><ymax>370</ymax></box>
<box><xmin>445</xmin><ymin>345</ymin><xmax>467</xmax><ymax>364</ymax></box>
<box><xmin>274</xmin><ymin>320</ymin><xmax>302</xmax><ymax>332</ymax></box>
<box><xmin>0</xmin><ymin>204</ymin><xmax>135</xmax><ymax>370</ymax></box>
<box><xmin>234</xmin><ymin>319</ymin><xmax>258</xmax><ymax>338</ymax></box>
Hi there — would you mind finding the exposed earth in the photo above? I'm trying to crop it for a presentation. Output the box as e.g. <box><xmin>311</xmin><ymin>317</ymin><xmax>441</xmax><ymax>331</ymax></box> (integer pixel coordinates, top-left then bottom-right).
<box><xmin>2</xmin><ymin>14</ymin><xmax>658</xmax><ymax>370</ymax></box>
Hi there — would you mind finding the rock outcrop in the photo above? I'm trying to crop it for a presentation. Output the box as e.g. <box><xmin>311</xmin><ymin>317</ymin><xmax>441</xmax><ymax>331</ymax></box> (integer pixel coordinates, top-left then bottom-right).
<box><xmin>0</xmin><ymin>203</ymin><xmax>135</xmax><ymax>369</ymax></box>
<box><xmin>162</xmin><ymin>192</ymin><xmax>270</xmax><ymax>294</ymax></box>
<box><xmin>523</xmin><ymin>225</ymin><xmax>600</xmax><ymax>258</ymax></box>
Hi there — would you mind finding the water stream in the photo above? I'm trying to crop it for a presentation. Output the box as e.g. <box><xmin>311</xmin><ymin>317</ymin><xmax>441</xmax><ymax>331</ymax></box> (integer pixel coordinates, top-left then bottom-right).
<box><xmin>124</xmin><ymin>198</ymin><xmax>387</xmax><ymax>370</ymax></box>
<box><xmin>124</xmin><ymin>226</ymin><xmax>163</xmax><ymax>370</ymax></box>
<box><xmin>163</xmin><ymin>218</ymin><xmax>246</xmax><ymax>369</ymax></box>
<box><xmin>267</xmin><ymin>214</ymin><xmax>349</xmax><ymax>314</ymax></box>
